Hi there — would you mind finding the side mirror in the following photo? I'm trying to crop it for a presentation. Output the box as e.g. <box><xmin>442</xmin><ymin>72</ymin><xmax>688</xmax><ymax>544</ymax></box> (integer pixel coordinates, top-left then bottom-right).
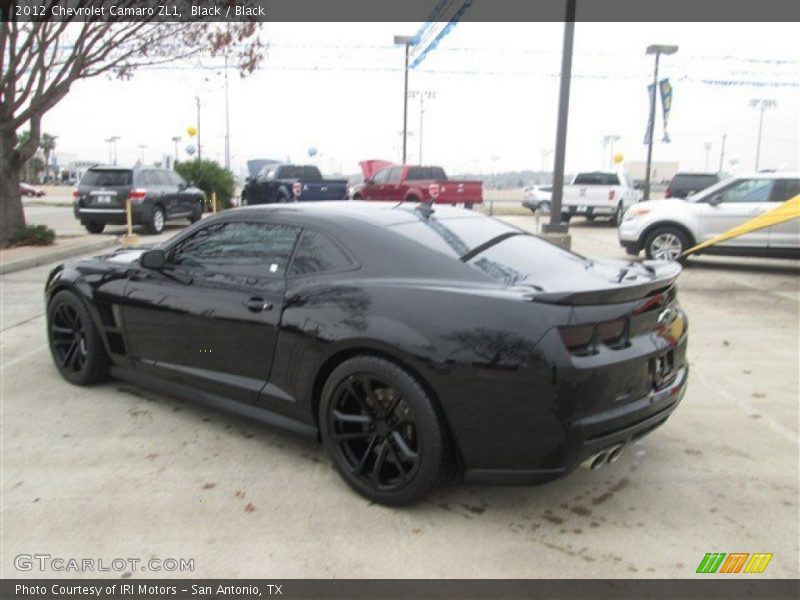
<box><xmin>140</xmin><ymin>249</ymin><xmax>166</xmax><ymax>269</ymax></box>
<box><xmin>707</xmin><ymin>194</ymin><xmax>723</xmax><ymax>206</ymax></box>
<box><xmin>364</xmin><ymin>177</ymin><xmax>373</xmax><ymax>185</ymax></box>
<box><xmin>177</xmin><ymin>182</ymin><xmax>188</xmax><ymax>191</ymax></box>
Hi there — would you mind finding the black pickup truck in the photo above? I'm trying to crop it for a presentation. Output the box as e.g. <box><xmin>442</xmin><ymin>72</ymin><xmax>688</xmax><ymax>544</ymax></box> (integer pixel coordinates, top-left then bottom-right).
<box><xmin>240</xmin><ymin>164</ymin><xmax>348</xmax><ymax>205</ymax></box>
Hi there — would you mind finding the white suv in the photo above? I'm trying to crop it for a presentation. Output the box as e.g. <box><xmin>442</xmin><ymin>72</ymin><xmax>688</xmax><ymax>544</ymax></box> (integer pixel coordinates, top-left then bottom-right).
<box><xmin>618</xmin><ymin>172</ymin><xmax>799</xmax><ymax>261</ymax></box>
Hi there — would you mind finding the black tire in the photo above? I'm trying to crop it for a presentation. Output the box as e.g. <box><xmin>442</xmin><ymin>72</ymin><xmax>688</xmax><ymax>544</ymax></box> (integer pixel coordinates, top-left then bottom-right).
<box><xmin>189</xmin><ymin>199</ymin><xmax>203</xmax><ymax>223</ymax></box>
<box><xmin>84</xmin><ymin>222</ymin><xmax>105</xmax><ymax>234</ymax></box>
<box><xmin>406</xmin><ymin>195</ymin><xmax>420</xmax><ymax>204</ymax></box>
<box><xmin>145</xmin><ymin>204</ymin><xmax>165</xmax><ymax>234</ymax></box>
<box><xmin>277</xmin><ymin>189</ymin><xmax>292</xmax><ymax>203</ymax></box>
<box><xmin>586</xmin><ymin>214</ymin><xmax>596</xmax><ymax>222</ymax></box>
<box><xmin>47</xmin><ymin>290</ymin><xmax>109</xmax><ymax>386</ymax></box>
<box><xmin>319</xmin><ymin>356</ymin><xmax>453</xmax><ymax>506</ymax></box>
<box><xmin>612</xmin><ymin>203</ymin><xmax>624</xmax><ymax>227</ymax></box>
<box><xmin>561</xmin><ymin>214</ymin><xmax>572</xmax><ymax>224</ymax></box>
<box><xmin>352</xmin><ymin>194</ymin><xmax>363</xmax><ymax>201</ymax></box>
<box><xmin>643</xmin><ymin>226</ymin><xmax>690</xmax><ymax>262</ymax></box>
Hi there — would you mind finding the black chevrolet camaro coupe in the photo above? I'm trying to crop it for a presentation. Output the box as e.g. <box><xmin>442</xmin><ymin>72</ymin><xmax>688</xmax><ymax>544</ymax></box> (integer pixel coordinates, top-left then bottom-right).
<box><xmin>45</xmin><ymin>202</ymin><xmax>689</xmax><ymax>505</ymax></box>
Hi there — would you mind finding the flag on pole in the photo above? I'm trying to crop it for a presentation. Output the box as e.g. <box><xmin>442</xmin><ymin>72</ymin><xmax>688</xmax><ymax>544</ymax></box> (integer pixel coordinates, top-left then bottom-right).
<box><xmin>643</xmin><ymin>83</ymin><xmax>656</xmax><ymax>145</ymax></box>
<box><xmin>659</xmin><ymin>79</ymin><xmax>673</xmax><ymax>143</ymax></box>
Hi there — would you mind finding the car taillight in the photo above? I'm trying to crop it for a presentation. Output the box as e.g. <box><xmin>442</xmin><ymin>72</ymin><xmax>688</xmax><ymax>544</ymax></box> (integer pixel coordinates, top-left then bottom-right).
<box><xmin>128</xmin><ymin>188</ymin><xmax>147</xmax><ymax>203</ymax></box>
<box><xmin>292</xmin><ymin>182</ymin><xmax>302</xmax><ymax>197</ymax></box>
<box><xmin>665</xmin><ymin>188</ymin><xmax>672</xmax><ymax>198</ymax></box>
<box><xmin>558</xmin><ymin>319</ymin><xmax>628</xmax><ymax>355</ymax></box>
<box><xmin>608</xmin><ymin>189</ymin><xmax>616</xmax><ymax>201</ymax></box>
<box><xmin>72</xmin><ymin>188</ymin><xmax>80</xmax><ymax>198</ymax></box>
<box><xmin>429</xmin><ymin>183</ymin><xmax>440</xmax><ymax>199</ymax></box>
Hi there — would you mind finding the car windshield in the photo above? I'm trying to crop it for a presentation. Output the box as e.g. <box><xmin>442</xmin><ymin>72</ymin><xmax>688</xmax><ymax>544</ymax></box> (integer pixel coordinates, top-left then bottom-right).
<box><xmin>389</xmin><ymin>215</ymin><xmax>588</xmax><ymax>287</ymax></box>
<box><xmin>279</xmin><ymin>166</ymin><xmax>322</xmax><ymax>181</ymax></box>
<box><xmin>81</xmin><ymin>169</ymin><xmax>132</xmax><ymax>187</ymax></box>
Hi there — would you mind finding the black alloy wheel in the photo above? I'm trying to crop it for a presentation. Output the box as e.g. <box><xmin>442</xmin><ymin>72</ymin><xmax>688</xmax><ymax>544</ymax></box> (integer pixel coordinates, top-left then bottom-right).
<box><xmin>320</xmin><ymin>356</ymin><xmax>451</xmax><ymax>505</ymax></box>
<box><xmin>47</xmin><ymin>291</ymin><xmax>109</xmax><ymax>385</ymax></box>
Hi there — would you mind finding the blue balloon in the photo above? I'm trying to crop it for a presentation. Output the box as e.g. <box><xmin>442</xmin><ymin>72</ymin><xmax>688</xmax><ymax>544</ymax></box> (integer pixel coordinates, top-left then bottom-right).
<box><xmin>307</xmin><ymin>146</ymin><xmax>317</xmax><ymax>157</ymax></box>
<box><xmin>185</xmin><ymin>144</ymin><xmax>196</xmax><ymax>156</ymax></box>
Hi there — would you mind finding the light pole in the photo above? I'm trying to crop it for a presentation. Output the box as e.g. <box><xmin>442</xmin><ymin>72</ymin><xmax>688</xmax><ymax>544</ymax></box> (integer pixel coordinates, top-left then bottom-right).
<box><xmin>394</xmin><ymin>35</ymin><xmax>415</xmax><ymax>165</ymax></box>
<box><xmin>543</xmin><ymin>0</ymin><xmax>576</xmax><ymax>235</ymax></box>
<box><xmin>749</xmin><ymin>98</ymin><xmax>776</xmax><ymax>171</ymax></box>
<box><xmin>602</xmin><ymin>134</ymin><xmax>620</xmax><ymax>169</ymax></box>
<box><xmin>489</xmin><ymin>155</ymin><xmax>499</xmax><ymax>216</ymax></box>
<box><xmin>223</xmin><ymin>52</ymin><xmax>230</xmax><ymax>170</ymax></box>
<box><xmin>718</xmin><ymin>133</ymin><xmax>727</xmax><ymax>173</ymax></box>
<box><xmin>703</xmin><ymin>142</ymin><xmax>713</xmax><ymax>171</ymax></box>
<box><xmin>138</xmin><ymin>144</ymin><xmax>147</xmax><ymax>164</ymax></box>
<box><xmin>643</xmin><ymin>44</ymin><xmax>678</xmax><ymax>201</ymax></box>
<box><xmin>408</xmin><ymin>90</ymin><xmax>435</xmax><ymax>164</ymax></box>
<box><xmin>104</xmin><ymin>137</ymin><xmax>113</xmax><ymax>164</ymax></box>
<box><xmin>172</xmin><ymin>136</ymin><xmax>181</xmax><ymax>167</ymax></box>
<box><xmin>109</xmin><ymin>136</ymin><xmax>120</xmax><ymax>165</ymax></box>
<box><xmin>195</xmin><ymin>95</ymin><xmax>202</xmax><ymax>161</ymax></box>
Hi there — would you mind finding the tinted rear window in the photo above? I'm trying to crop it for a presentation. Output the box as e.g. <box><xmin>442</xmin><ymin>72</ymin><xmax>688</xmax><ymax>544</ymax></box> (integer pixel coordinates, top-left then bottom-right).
<box><xmin>573</xmin><ymin>172</ymin><xmax>619</xmax><ymax>185</ymax></box>
<box><xmin>389</xmin><ymin>215</ymin><xmax>584</xmax><ymax>285</ymax></box>
<box><xmin>671</xmin><ymin>174</ymin><xmax>718</xmax><ymax>191</ymax></box>
<box><xmin>81</xmin><ymin>169</ymin><xmax>132</xmax><ymax>187</ymax></box>
<box><xmin>278</xmin><ymin>166</ymin><xmax>322</xmax><ymax>181</ymax></box>
<box><xmin>406</xmin><ymin>167</ymin><xmax>447</xmax><ymax>181</ymax></box>
<box><xmin>288</xmin><ymin>230</ymin><xmax>352</xmax><ymax>276</ymax></box>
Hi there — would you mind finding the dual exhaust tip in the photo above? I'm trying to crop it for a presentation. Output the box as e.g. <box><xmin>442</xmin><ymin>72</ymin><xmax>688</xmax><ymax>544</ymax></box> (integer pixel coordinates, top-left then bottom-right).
<box><xmin>581</xmin><ymin>443</ymin><xmax>626</xmax><ymax>471</ymax></box>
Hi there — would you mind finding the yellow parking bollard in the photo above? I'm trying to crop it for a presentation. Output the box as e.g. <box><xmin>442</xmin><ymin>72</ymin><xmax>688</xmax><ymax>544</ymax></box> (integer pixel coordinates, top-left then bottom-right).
<box><xmin>120</xmin><ymin>197</ymin><xmax>139</xmax><ymax>246</ymax></box>
<box><xmin>212</xmin><ymin>191</ymin><xmax>217</xmax><ymax>213</ymax></box>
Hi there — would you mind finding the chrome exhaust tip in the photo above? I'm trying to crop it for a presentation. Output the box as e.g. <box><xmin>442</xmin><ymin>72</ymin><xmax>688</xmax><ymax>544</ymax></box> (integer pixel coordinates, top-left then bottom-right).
<box><xmin>606</xmin><ymin>443</ymin><xmax>626</xmax><ymax>464</ymax></box>
<box><xmin>581</xmin><ymin>451</ymin><xmax>609</xmax><ymax>471</ymax></box>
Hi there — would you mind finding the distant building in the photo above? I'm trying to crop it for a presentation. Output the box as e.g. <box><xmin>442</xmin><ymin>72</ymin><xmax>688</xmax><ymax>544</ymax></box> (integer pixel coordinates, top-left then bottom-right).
<box><xmin>625</xmin><ymin>161</ymin><xmax>679</xmax><ymax>185</ymax></box>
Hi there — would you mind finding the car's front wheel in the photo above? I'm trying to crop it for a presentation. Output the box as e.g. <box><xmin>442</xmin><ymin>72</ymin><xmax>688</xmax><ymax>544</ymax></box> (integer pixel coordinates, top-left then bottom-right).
<box><xmin>47</xmin><ymin>290</ymin><xmax>109</xmax><ymax>386</ymax></box>
<box><xmin>320</xmin><ymin>356</ymin><xmax>453</xmax><ymax>506</ymax></box>
<box><xmin>644</xmin><ymin>226</ymin><xmax>690</xmax><ymax>262</ymax></box>
<box><xmin>189</xmin><ymin>199</ymin><xmax>203</xmax><ymax>223</ymax></box>
<box><xmin>612</xmin><ymin>203</ymin><xmax>624</xmax><ymax>226</ymax></box>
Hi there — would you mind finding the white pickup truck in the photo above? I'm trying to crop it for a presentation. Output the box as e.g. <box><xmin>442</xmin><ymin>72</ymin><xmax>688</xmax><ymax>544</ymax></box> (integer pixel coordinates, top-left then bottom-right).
<box><xmin>561</xmin><ymin>171</ymin><xmax>642</xmax><ymax>226</ymax></box>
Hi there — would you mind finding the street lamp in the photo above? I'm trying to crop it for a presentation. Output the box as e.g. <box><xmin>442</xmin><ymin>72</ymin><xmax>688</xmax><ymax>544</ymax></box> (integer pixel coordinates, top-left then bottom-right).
<box><xmin>703</xmin><ymin>142</ymin><xmax>713</xmax><ymax>171</ymax></box>
<box><xmin>749</xmin><ymin>98</ymin><xmax>776</xmax><ymax>171</ymax></box>
<box><xmin>394</xmin><ymin>35</ymin><xmax>415</xmax><ymax>165</ymax></box>
<box><xmin>105</xmin><ymin>136</ymin><xmax>120</xmax><ymax>165</ymax></box>
<box><xmin>195</xmin><ymin>95</ymin><xmax>202</xmax><ymax>161</ymax></box>
<box><xmin>602</xmin><ymin>134</ymin><xmax>620</xmax><ymax>169</ymax></box>
<box><xmin>409</xmin><ymin>90</ymin><xmax>436</xmax><ymax>164</ymax></box>
<box><xmin>171</xmin><ymin>136</ymin><xmax>181</xmax><ymax>167</ymax></box>
<box><xmin>643</xmin><ymin>44</ymin><xmax>678</xmax><ymax>201</ymax></box>
<box><xmin>138</xmin><ymin>144</ymin><xmax>147</xmax><ymax>164</ymax></box>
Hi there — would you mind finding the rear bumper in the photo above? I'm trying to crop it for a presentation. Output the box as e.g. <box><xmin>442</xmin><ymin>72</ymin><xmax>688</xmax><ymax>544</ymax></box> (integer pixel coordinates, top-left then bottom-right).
<box><xmin>562</xmin><ymin>204</ymin><xmax>615</xmax><ymax>217</ymax></box>
<box><xmin>74</xmin><ymin>204</ymin><xmax>149</xmax><ymax>225</ymax></box>
<box><xmin>463</xmin><ymin>365</ymin><xmax>688</xmax><ymax>485</ymax></box>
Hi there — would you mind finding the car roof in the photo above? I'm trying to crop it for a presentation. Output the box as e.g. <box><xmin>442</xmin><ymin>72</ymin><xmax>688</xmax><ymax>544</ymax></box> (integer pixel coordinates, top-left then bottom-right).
<box><xmin>728</xmin><ymin>171</ymin><xmax>799</xmax><ymax>179</ymax></box>
<box><xmin>235</xmin><ymin>201</ymin><xmax>483</xmax><ymax>228</ymax></box>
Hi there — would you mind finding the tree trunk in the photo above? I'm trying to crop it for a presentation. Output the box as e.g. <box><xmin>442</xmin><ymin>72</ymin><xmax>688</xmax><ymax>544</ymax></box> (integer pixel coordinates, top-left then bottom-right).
<box><xmin>0</xmin><ymin>129</ymin><xmax>27</xmax><ymax>247</ymax></box>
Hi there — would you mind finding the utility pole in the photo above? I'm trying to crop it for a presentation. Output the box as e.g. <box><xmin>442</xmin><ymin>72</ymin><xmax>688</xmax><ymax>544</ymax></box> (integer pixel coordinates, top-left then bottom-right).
<box><xmin>643</xmin><ymin>44</ymin><xmax>678</xmax><ymax>201</ymax></box>
<box><xmin>138</xmin><ymin>144</ymin><xmax>147</xmax><ymax>164</ymax></box>
<box><xmin>718</xmin><ymin>134</ymin><xmax>727</xmax><ymax>173</ymax></box>
<box><xmin>750</xmin><ymin>98</ymin><xmax>776</xmax><ymax>171</ymax></box>
<box><xmin>224</xmin><ymin>52</ymin><xmax>230</xmax><ymax>170</ymax></box>
<box><xmin>195</xmin><ymin>95</ymin><xmax>202</xmax><ymax>161</ymax></box>
<box><xmin>394</xmin><ymin>35</ymin><xmax>415</xmax><ymax>165</ymax></box>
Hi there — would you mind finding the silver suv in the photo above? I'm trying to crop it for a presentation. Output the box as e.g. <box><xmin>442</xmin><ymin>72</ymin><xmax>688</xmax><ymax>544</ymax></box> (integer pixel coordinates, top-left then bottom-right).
<box><xmin>618</xmin><ymin>172</ymin><xmax>799</xmax><ymax>261</ymax></box>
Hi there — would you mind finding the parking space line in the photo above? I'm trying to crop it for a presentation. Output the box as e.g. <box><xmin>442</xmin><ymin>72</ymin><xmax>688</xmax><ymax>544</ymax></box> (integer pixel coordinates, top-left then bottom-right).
<box><xmin>693</xmin><ymin>371</ymin><xmax>798</xmax><ymax>446</ymax></box>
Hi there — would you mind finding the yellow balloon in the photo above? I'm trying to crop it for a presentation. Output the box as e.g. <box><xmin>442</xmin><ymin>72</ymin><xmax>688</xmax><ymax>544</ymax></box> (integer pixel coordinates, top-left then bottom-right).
<box><xmin>186</xmin><ymin>126</ymin><xmax>197</xmax><ymax>138</ymax></box>
<box><xmin>613</xmin><ymin>153</ymin><xmax>624</xmax><ymax>164</ymax></box>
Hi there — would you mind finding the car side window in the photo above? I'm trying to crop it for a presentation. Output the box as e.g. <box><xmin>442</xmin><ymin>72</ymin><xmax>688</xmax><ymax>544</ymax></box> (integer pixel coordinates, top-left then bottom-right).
<box><xmin>719</xmin><ymin>178</ymin><xmax>775</xmax><ymax>203</ymax></box>
<box><xmin>771</xmin><ymin>179</ymin><xmax>800</xmax><ymax>202</ymax></box>
<box><xmin>136</xmin><ymin>171</ymin><xmax>154</xmax><ymax>186</ymax></box>
<box><xmin>170</xmin><ymin>171</ymin><xmax>186</xmax><ymax>187</ymax></box>
<box><xmin>372</xmin><ymin>169</ymin><xmax>390</xmax><ymax>184</ymax></box>
<box><xmin>168</xmin><ymin>222</ymin><xmax>300</xmax><ymax>276</ymax></box>
<box><xmin>288</xmin><ymin>230</ymin><xmax>353</xmax><ymax>276</ymax></box>
<box><xmin>155</xmin><ymin>170</ymin><xmax>173</xmax><ymax>186</ymax></box>
<box><xmin>386</xmin><ymin>167</ymin><xmax>402</xmax><ymax>183</ymax></box>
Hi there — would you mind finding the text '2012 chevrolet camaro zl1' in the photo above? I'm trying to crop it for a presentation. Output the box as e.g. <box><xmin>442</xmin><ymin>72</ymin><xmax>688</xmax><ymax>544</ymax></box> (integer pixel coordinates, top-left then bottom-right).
<box><xmin>45</xmin><ymin>202</ymin><xmax>688</xmax><ymax>505</ymax></box>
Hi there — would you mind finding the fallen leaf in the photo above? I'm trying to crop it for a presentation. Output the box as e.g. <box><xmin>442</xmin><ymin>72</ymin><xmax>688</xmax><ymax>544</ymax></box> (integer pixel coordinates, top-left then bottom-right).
<box><xmin>202</xmin><ymin>483</ymin><xmax>216</xmax><ymax>490</ymax></box>
<box><xmin>244</xmin><ymin>503</ymin><xmax>256</xmax><ymax>512</ymax></box>
<box><xmin>722</xmin><ymin>340</ymin><xmax>730</xmax><ymax>346</ymax></box>
<box><xmin>234</xmin><ymin>490</ymin><xmax>246</xmax><ymax>499</ymax></box>
<box><xmin>751</xmin><ymin>392</ymin><xmax>766</xmax><ymax>398</ymax></box>
<box><xmin>145</xmin><ymin>453</ymin><xmax>159</xmax><ymax>460</ymax></box>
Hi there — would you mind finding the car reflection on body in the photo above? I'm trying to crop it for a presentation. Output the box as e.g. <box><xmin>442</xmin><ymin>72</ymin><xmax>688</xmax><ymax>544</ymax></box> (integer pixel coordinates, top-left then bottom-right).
<box><xmin>45</xmin><ymin>201</ymin><xmax>688</xmax><ymax>505</ymax></box>
<box><xmin>522</xmin><ymin>185</ymin><xmax>553</xmax><ymax>213</ymax></box>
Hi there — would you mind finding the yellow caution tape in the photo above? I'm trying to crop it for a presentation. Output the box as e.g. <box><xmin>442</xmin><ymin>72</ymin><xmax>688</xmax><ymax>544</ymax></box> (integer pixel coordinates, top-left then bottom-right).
<box><xmin>683</xmin><ymin>194</ymin><xmax>800</xmax><ymax>256</ymax></box>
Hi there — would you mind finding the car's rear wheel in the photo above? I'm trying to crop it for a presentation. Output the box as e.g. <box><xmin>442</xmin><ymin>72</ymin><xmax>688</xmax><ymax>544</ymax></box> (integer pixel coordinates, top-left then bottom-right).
<box><xmin>47</xmin><ymin>291</ymin><xmax>109</xmax><ymax>386</ymax></box>
<box><xmin>352</xmin><ymin>194</ymin><xmax>363</xmax><ymax>201</ymax></box>
<box><xmin>145</xmin><ymin>205</ymin><xmax>165</xmax><ymax>234</ymax></box>
<box><xmin>586</xmin><ymin>214</ymin><xmax>596</xmax><ymax>222</ymax></box>
<box><xmin>84</xmin><ymin>222</ymin><xmax>105</xmax><ymax>234</ymax></box>
<box><xmin>189</xmin><ymin>199</ymin><xmax>203</xmax><ymax>223</ymax></box>
<box><xmin>320</xmin><ymin>356</ymin><xmax>452</xmax><ymax>506</ymax></box>
<box><xmin>644</xmin><ymin>226</ymin><xmax>689</xmax><ymax>262</ymax></box>
<box><xmin>612</xmin><ymin>203</ymin><xmax>624</xmax><ymax>226</ymax></box>
<box><xmin>561</xmin><ymin>214</ymin><xmax>572</xmax><ymax>224</ymax></box>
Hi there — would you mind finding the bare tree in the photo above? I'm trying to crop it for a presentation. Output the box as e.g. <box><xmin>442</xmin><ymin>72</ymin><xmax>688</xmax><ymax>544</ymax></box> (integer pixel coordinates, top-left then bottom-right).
<box><xmin>1</xmin><ymin>4</ymin><xmax>264</xmax><ymax>245</ymax></box>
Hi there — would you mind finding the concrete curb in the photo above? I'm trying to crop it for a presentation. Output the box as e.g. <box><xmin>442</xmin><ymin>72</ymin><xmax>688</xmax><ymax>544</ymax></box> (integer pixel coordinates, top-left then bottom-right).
<box><xmin>0</xmin><ymin>237</ymin><xmax>119</xmax><ymax>276</ymax></box>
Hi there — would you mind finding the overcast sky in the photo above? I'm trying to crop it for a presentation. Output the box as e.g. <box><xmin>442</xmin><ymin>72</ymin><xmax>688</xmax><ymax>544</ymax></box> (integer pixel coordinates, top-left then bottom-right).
<box><xmin>43</xmin><ymin>22</ymin><xmax>799</xmax><ymax>177</ymax></box>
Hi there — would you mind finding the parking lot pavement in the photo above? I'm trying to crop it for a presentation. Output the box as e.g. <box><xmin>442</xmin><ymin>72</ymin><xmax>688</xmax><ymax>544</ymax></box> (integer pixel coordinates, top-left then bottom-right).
<box><xmin>1</xmin><ymin>218</ymin><xmax>798</xmax><ymax>579</ymax></box>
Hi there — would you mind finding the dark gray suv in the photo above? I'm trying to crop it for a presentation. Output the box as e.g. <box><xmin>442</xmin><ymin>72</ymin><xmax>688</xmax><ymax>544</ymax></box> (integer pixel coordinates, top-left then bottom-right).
<box><xmin>73</xmin><ymin>166</ymin><xmax>206</xmax><ymax>234</ymax></box>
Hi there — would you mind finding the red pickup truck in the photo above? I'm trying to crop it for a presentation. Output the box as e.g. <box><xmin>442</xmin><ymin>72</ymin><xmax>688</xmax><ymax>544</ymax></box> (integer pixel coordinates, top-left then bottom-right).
<box><xmin>353</xmin><ymin>160</ymin><xmax>483</xmax><ymax>206</ymax></box>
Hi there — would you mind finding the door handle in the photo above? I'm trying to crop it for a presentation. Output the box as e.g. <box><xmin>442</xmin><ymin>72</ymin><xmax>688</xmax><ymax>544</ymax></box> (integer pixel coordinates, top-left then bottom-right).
<box><xmin>243</xmin><ymin>297</ymin><xmax>273</xmax><ymax>312</ymax></box>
